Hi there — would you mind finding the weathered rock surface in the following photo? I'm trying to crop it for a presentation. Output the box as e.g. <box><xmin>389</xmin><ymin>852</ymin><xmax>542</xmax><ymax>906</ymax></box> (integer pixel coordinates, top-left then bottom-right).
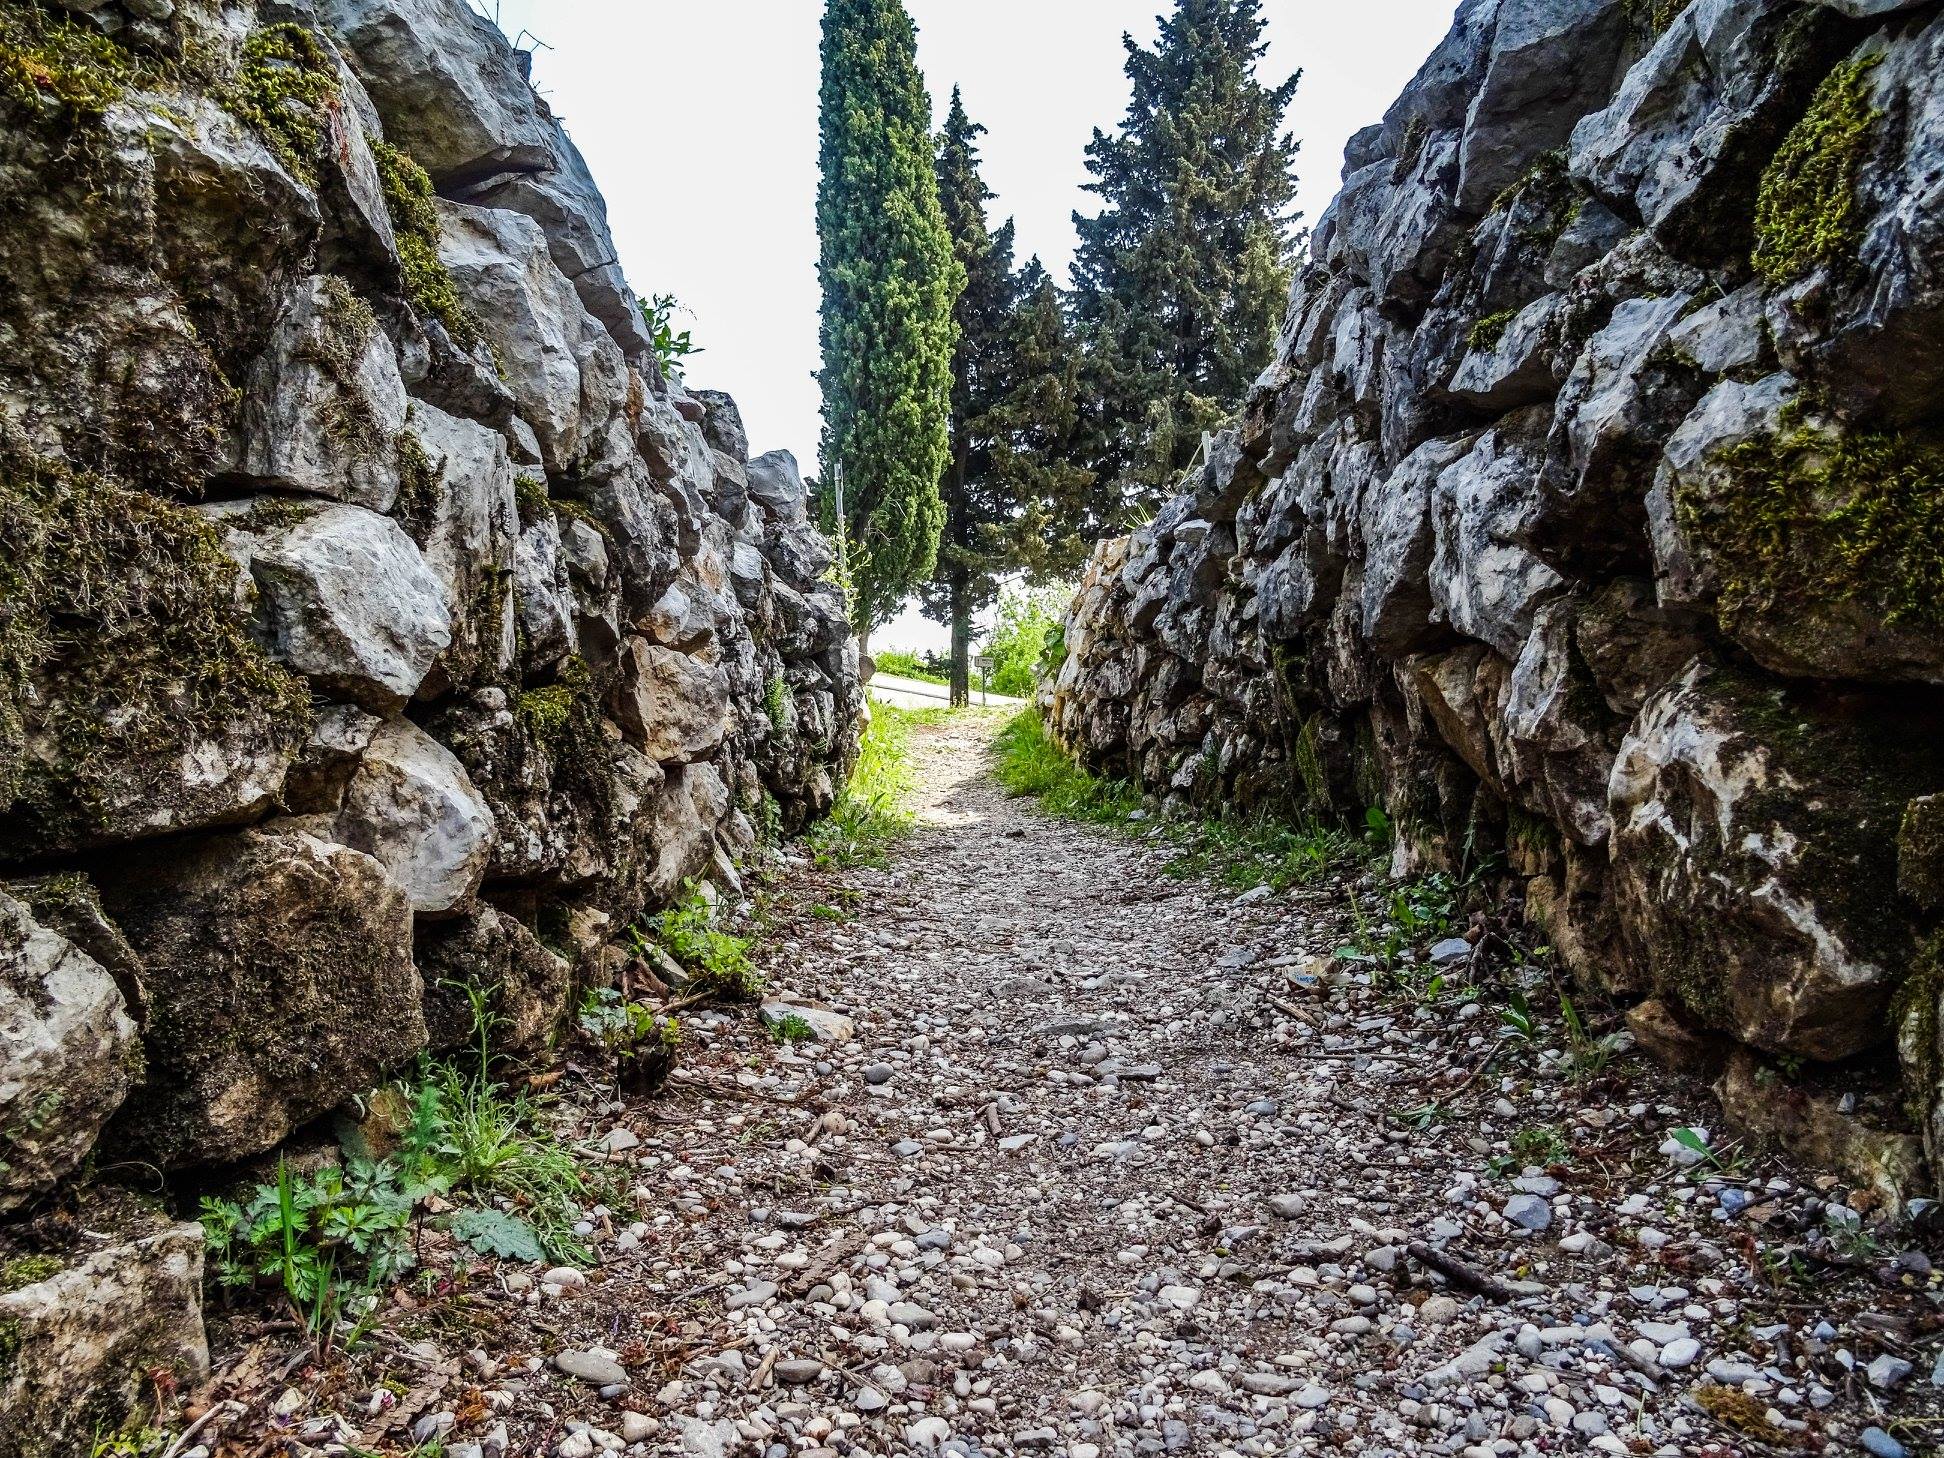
<box><xmin>0</xmin><ymin>891</ymin><xmax>138</xmax><ymax>1214</ymax></box>
<box><xmin>1052</xmin><ymin>0</ymin><xmax>1944</xmax><ymax>1187</ymax></box>
<box><xmin>0</xmin><ymin>1203</ymin><xmax>208</xmax><ymax>1458</ymax></box>
<box><xmin>0</xmin><ymin>0</ymin><xmax>861</xmax><ymax>1203</ymax></box>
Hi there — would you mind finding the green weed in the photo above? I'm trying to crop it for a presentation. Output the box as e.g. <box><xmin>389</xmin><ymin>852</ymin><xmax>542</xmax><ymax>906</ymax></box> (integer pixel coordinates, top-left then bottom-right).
<box><xmin>807</xmin><ymin>704</ymin><xmax>943</xmax><ymax>868</ymax></box>
<box><xmin>647</xmin><ymin>882</ymin><xmax>761</xmax><ymax>1000</ymax></box>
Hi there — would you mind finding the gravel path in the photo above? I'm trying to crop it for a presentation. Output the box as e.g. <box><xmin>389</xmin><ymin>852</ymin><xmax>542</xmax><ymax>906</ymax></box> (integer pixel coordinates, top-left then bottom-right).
<box><xmin>258</xmin><ymin>713</ymin><xmax>1941</xmax><ymax>1458</ymax></box>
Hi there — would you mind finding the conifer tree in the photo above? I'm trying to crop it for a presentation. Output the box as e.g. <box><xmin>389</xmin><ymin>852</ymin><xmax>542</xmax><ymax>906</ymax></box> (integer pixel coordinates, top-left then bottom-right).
<box><xmin>1071</xmin><ymin>0</ymin><xmax>1301</xmax><ymax>517</ymax></box>
<box><xmin>924</xmin><ymin>91</ymin><xmax>1092</xmax><ymax>705</ymax></box>
<box><xmin>816</xmin><ymin>0</ymin><xmax>961</xmax><ymax>642</ymax></box>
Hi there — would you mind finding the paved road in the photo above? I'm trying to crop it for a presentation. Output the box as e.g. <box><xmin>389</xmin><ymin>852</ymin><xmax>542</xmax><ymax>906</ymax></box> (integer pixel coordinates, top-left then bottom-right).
<box><xmin>867</xmin><ymin>670</ymin><xmax>1026</xmax><ymax>711</ymax></box>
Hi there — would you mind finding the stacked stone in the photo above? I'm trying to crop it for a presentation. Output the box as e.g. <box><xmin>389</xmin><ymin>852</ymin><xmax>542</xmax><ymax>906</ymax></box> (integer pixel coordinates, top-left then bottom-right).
<box><xmin>1050</xmin><ymin>0</ymin><xmax>1944</xmax><ymax>1186</ymax></box>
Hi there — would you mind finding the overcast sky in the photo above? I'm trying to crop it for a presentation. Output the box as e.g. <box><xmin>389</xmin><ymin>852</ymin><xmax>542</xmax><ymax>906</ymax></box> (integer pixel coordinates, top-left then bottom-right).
<box><xmin>479</xmin><ymin>1</ymin><xmax>1460</xmax><ymax>652</ymax></box>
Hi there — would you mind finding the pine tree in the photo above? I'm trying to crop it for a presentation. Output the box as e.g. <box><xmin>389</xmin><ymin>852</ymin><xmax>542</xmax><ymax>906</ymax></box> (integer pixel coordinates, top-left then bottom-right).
<box><xmin>923</xmin><ymin>91</ymin><xmax>1093</xmax><ymax>705</ymax></box>
<box><xmin>1071</xmin><ymin>0</ymin><xmax>1301</xmax><ymax>518</ymax></box>
<box><xmin>815</xmin><ymin>0</ymin><xmax>961</xmax><ymax>642</ymax></box>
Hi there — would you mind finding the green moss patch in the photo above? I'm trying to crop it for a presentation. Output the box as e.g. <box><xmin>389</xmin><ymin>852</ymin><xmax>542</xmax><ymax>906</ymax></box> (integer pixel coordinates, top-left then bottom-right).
<box><xmin>0</xmin><ymin>1255</ymin><xmax>60</xmax><ymax>1293</ymax></box>
<box><xmin>0</xmin><ymin>431</ymin><xmax>310</xmax><ymax>846</ymax></box>
<box><xmin>1679</xmin><ymin>412</ymin><xmax>1944</xmax><ymax>633</ymax></box>
<box><xmin>1466</xmin><ymin>310</ymin><xmax>1516</xmax><ymax>353</ymax></box>
<box><xmin>1752</xmin><ymin>53</ymin><xmax>1883</xmax><ymax>286</ymax></box>
<box><xmin>514</xmin><ymin>472</ymin><xmax>549</xmax><ymax>527</ymax></box>
<box><xmin>370</xmin><ymin>138</ymin><xmax>484</xmax><ymax>352</ymax></box>
<box><xmin>216</xmin><ymin>23</ymin><xmax>341</xmax><ymax>186</ymax></box>
<box><xmin>0</xmin><ymin>0</ymin><xmax>129</xmax><ymax>124</ymax></box>
<box><xmin>517</xmin><ymin>655</ymin><xmax>592</xmax><ymax>750</ymax></box>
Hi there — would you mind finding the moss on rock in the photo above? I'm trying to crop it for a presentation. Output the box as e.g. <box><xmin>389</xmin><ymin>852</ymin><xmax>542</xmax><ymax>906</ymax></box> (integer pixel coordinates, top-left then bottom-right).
<box><xmin>370</xmin><ymin>137</ymin><xmax>484</xmax><ymax>352</ymax></box>
<box><xmin>1752</xmin><ymin>52</ymin><xmax>1882</xmax><ymax>286</ymax></box>
<box><xmin>0</xmin><ymin>0</ymin><xmax>129</xmax><ymax>125</ymax></box>
<box><xmin>1679</xmin><ymin>410</ymin><xmax>1944</xmax><ymax>636</ymax></box>
<box><xmin>0</xmin><ymin>431</ymin><xmax>310</xmax><ymax>849</ymax></box>
<box><xmin>215</xmin><ymin>22</ymin><xmax>341</xmax><ymax>186</ymax></box>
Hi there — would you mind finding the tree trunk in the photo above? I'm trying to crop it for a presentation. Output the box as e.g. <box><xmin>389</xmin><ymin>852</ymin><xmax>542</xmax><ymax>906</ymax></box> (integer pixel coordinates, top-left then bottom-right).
<box><xmin>949</xmin><ymin>569</ymin><xmax>971</xmax><ymax>709</ymax></box>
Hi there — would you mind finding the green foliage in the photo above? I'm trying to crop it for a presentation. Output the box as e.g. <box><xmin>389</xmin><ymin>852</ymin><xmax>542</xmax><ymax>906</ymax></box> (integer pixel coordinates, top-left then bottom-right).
<box><xmin>1466</xmin><ymin>310</ymin><xmax>1516</xmax><ymax>353</ymax></box>
<box><xmin>1163</xmin><ymin>814</ymin><xmax>1353</xmax><ymax>892</ymax></box>
<box><xmin>874</xmin><ymin>649</ymin><xmax>948</xmax><ymax>684</ymax></box>
<box><xmin>766</xmin><ymin>1012</ymin><xmax>817</xmax><ymax>1045</ymax></box>
<box><xmin>513</xmin><ymin>472</ymin><xmax>550</xmax><ymax>526</ymax></box>
<box><xmin>1512</xmin><ymin>1125</ymin><xmax>1570</xmax><ymax>1167</ymax></box>
<box><xmin>578</xmin><ymin>985</ymin><xmax>681</xmax><ymax>1094</ymax></box>
<box><xmin>1070</xmin><ymin>0</ymin><xmax>1302</xmax><ymax>517</ymax></box>
<box><xmin>1335</xmin><ymin>874</ymin><xmax>1458</xmax><ymax>970</ymax></box>
<box><xmin>1683</xmin><ymin>409</ymin><xmax>1944</xmax><ymax>632</ymax></box>
<box><xmin>807</xmin><ymin>702</ymin><xmax>942</xmax><ymax>867</ymax></box>
<box><xmin>816</xmin><ymin>0</ymin><xmax>959</xmax><ymax>632</ymax></box>
<box><xmin>649</xmin><ymin>883</ymin><xmax>761</xmax><ymax>1000</ymax></box>
<box><xmin>922</xmin><ymin>90</ymin><xmax>1094</xmax><ymax>701</ymax></box>
<box><xmin>201</xmin><ymin>1054</ymin><xmax>588</xmax><ymax>1346</ymax></box>
<box><xmin>0</xmin><ymin>434</ymin><xmax>310</xmax><ymax>842</ymax></box>
<box><xmin>1752</xmin><ymin>54</ymin><xmax>1882</xmax><ymax>286</ymax></box>
<box><xmin>0</xmin><ymin>0</ymin><xmax>130</xmax><ymax>124</ymax></box>
<box><xmin>764</xmin><ymin>672</ymin><xmax>791</xmax><ymax>735</ymax></box>
<box><xmin>638</xmin><ymin>293</ymin><xmax>703</xmax><ymax>377</ymax></box>
<box><xmin>992</xmin><ymin>709</ymin><xmax>1143</xmax><ymax>824</ymax></box>
<box><xmin>444</xmin><ymin>1207</ymin><xmax>543</xmax><ymax>1264</ymax></box>
<box><xmin>200</xmin><ymin>1156</ymin><xmax>416</xmax><ymax>1347</ymax></box>
<box><xmin>370</xmin><ymin>138</ymin><xmax>485</xmax><ymax>352</ymax></box>
<box><xmin>217</xmin><ymin>23</ymin><xmax>340</xmax><ymax>185</ymax></box>
<box><xmin>981</xmin><ymin>587</ymin><xmax>1068</xmax><ymax>698</ymax></box>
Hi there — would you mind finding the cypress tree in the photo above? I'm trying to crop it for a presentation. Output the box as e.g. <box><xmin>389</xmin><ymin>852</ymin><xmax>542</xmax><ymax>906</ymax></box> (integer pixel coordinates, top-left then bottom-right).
<box><xmin>1071</xmin><ymin>0</ymin><xmax>1301</xmax><ymax>518</ymax></box>
<box><xmin>815</xmin><ymin>0</ymin><xmax>961</xmax><ymax>643</ymax></box>
<box><xmin>924</xmin><ymin>91</ymin><xmax>1093</xmax><ymax>705</ymax></box>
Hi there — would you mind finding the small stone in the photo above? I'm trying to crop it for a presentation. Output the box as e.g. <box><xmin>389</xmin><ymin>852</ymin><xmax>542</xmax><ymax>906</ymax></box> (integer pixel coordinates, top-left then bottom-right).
<box><xmin>863</xmin><ymin>1064</ymin><xmax>895</xmax><ymax>1085</ymax></box>
<box><xmin>1658</xmin><ymin>1338</ymin><xmax>1701</xmax><ymax>1370</ymax></box>
<box><xmin>554</xmin><ymin>1350</ymin><xmax>629</xmax><ymax>1387</ymax></box>
<box><xmin>774</xmin><ymin>1359</ymin><xmax>824</xmax><ymax>1386</ymax></box>
<box><xmin>1868</xmin><ymin>1355</ymin><xmax>1915</xmax><ymax>1390</ymax></box>
<box><xmin>1504</xmin><ymin>1194</ymin><xmax>1552</xmax><ymax>1232</ymax></box>
<box><xmin>1862</xmin><ymin>1427</ymin><xmax>1909</xmax><ymax>1458</ymax></box>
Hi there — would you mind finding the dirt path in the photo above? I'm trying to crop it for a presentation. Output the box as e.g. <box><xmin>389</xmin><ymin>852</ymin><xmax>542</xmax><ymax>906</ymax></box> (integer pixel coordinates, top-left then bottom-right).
<box><xmin>274</xmin><ymin>713</ymin><xmax>1935</xmax><ymax>1458</ymax></box>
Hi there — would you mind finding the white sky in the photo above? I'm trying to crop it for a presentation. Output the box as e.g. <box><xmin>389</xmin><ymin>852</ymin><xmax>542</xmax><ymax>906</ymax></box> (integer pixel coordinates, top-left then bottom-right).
<box><xmin>481</xmin><ymin>1</ymin><xmax>1462</xmax><ymax>652</ymax></box>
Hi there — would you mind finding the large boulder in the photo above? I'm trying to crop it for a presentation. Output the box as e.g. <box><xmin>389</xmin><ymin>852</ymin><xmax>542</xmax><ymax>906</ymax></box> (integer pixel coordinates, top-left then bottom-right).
<box><xmin>330</xmin><ymin>718</ymin><xmax>495</xmax><ymax>917</ymax></box>
<box><xmin>1652</xmin><ymin>375</ymin><xmax>1944</xmax><ymax>685</ymax></box>
<box><xmin>95</xmin><ymin>828</ymin><xmax>425</xmax><ymax>1169</ymax></box>
<box><xmin>208</xmin><ymin>500</ymin><xmax>454</xmax><ymax>712</ymax></box>
<box><xmin>317</xmin><ymin>0</ymin><xmax>553</xmax><ymax>181</ymax></box>
<box><xmin>0</xmin><ymin>1203</ymin><xmax>208</xmax><ymax>1458</ymax></box>
<box><xmin>1608</xmin><ymin>659</ymin><xmax>1935</xmax><ymax>1061</ymax></box>
<box><xmin>418</xmin><ymin>904</ymin><xmax>572</xmax><ymax>1055</ymax></box>
<box><xmin>609</xmin><ymin>639</ymin><xmax>733</xmax><ymax>765</ymax></box>
<box><xmin>233</xmin><ymin>274</ymin><xmax>409</xmax><ymax>510</ymax></box>
<box><xmin>0</xmin><ymin>890</ymin><xmax>138</xmax><ymax>1214</ymax></box>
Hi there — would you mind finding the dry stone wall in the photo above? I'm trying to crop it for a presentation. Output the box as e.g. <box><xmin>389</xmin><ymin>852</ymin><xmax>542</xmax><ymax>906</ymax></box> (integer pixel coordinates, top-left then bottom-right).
<box><xmin>1050</xmin><ymin>0</ymin><xmax>1944</xmax><ymax>1194</ymax></box>
<box><xmin>0</xmin><ymin>0</ymin><xmax>858</xmax><ymax>1434</ymax></box>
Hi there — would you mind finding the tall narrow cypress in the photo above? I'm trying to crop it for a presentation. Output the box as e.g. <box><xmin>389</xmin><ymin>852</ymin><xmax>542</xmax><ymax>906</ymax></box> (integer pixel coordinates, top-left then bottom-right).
<box><xmin>816</xmin><ymin>0</ymin><xmax>961</xmax><ymax>643</ymax></box>
<box><xmin>1071</xmin><ymin>0</ymin><xmax>1301</xmax><ymax>518</ymax></box>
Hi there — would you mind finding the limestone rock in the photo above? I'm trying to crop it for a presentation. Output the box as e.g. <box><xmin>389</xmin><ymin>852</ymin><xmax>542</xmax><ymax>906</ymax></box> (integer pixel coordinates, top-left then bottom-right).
<box><xmin>0</xmin><ymin>891</ymin><xmax>138</xmax><ymax>1213</ymax></box>
<box><xmin>1608</xmin><ymin>660</ymin><xmax>1927</xmax><ymax>1061</ymax></box>
<box><xmin>0</xmin><ymin>1204</ymin><xmax>208</xmax><ymax>1458</ymax></box>
<box><xmin>96</xmin><ymin>827</ymin><xmax>424</xmax><ymax>1169</ymax></box>
<box><xmin>234</xmin><ymin>274</ymin><xmax>408</xmax><ymax>510</ymax></box>
<box><xmin>331</xmin><ymin>717</ymin><xmax>495</xmax><ymax>917</ymax></box>
<box><xmin>609</xmin><ymin>639</ymin><xmax>732</xmax><ymax>765</ymax></box>
<box><xmin>211</xmin><ymin>501</ymin><xmax>454</xmax><ymax>712</ymax></box>
<box><xmin>418</xmin><ymin>904</ymin><xmax>571</xmax><ymax>1055</ymax></box>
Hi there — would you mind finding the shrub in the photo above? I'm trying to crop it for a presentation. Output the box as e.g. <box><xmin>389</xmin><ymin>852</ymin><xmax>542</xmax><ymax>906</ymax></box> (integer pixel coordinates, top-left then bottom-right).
<box><xmin>981</xmin><ymin>586</ymin><xmax>1069</xmax><ymax>697</ymax></box>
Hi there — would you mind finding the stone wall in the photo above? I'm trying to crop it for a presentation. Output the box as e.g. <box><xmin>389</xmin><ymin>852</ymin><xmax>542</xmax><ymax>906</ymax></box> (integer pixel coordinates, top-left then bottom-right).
<box><xmin>1049</xmin><ymin>0</ymin><xmax>1944</xmax><ymax>1191</ymax></box>
<box><xmin>0</xmin><ymin>0</ymin><xmax>860</xmax><ymax>1386</ymax></box>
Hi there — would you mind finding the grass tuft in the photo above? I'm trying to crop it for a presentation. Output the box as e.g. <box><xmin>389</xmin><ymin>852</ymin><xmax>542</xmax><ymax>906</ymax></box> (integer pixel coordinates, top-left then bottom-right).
<box><xmin>806</xmin><ymin>703</ymin><xmax>945</xmax><ymax>868</ymax></box>
<box><xmin>993</xmin><ymin>710</ymin><xmax>1352</xmax><ymax>889</ymax></box>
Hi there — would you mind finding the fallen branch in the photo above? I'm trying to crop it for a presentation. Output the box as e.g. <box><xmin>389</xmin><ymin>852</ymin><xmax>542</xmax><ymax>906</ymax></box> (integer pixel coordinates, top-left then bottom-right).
<box><xmin>1406</xmin><ymin>1241</ymin><xmax>1531</xmax><ymax>1303</ymax></box>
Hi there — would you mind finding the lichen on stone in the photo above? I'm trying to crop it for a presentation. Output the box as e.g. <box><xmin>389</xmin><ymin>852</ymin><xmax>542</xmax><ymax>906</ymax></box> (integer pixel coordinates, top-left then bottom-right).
<box><xmin>369</xmin><ymin>137</ymin><xmax>485</xmax><ymax>352</ymax></box>
<box><xmin>1681</xmin><ymin>410</ymin><xmax>1944</xmax><ymax>632</ymax></box>
<box><xmin>1751</xmin><ymin>53</ymin><xmax>1883</xmax><ymax>286</ymax></box>
<box><xmin>216</xmin><ymin>22</ymin><xmax>341</xmax><ymax>186</ymax></box>
<box><xmin>303</xmin><ymin>277</ymin><xmax>383</xmax><ymax>454</ymax></box>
